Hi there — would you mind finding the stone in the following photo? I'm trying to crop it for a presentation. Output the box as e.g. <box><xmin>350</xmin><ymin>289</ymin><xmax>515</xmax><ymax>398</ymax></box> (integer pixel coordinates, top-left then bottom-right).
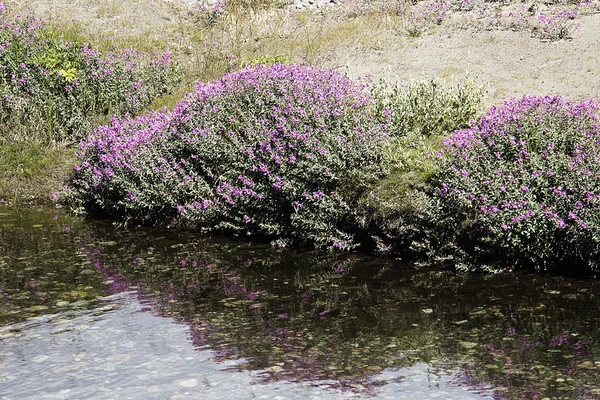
<box><xmin>179</xmin><ymin>378</ymin><xmax>198</xmax><ymax>388</ymax></box>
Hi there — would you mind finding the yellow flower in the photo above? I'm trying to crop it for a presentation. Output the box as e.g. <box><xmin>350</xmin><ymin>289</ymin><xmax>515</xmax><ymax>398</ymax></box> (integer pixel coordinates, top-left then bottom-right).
<box><xmin>58</xmin><ymin>68</ymin><xmax>77</xmax><ymax>82</ymax></box>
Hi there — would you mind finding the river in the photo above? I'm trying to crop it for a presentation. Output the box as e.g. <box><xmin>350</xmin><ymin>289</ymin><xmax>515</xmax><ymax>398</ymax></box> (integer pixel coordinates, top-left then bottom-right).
<box><xmin>1</xmin><ymin>206</ymin><xmax>599</xmax><ymax>399</ymax></box>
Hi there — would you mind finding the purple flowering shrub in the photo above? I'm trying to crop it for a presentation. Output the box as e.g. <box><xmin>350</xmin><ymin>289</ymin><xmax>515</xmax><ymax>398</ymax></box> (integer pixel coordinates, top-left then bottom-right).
<box><xmin>536</xmin><ymin>9</ymin><xmax>580</xmax><ymax>41</ymax></box>
<box><xmin>435</xmin><ymin>96</ymin><xmax>600</xmax><ymax>271</ymax></box>
<box><xmin>60</xmin><ymin>64</ymin><xmax>390</xmax><ymax>249</ymax></box>
<box><xmin>0</xmin><ymin>5</ymin><xmax>179</xmax><ymax>140</ymax></box>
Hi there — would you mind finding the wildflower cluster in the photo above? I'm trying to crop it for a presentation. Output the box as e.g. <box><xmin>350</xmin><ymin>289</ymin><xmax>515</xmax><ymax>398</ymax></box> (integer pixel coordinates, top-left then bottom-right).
<box><xmin>0</xmin><ymin>4</ymin><xmax>179</xmax><ymax>141</ymax></box>
<box><xmin>445</xmin><ymin>0</ymin><xmax>587</xmax><ymax>41</ymax></box>
<box><xmin>436</xmin><ymin>96</ymin><xmax>600</xmax><ymax>271</ymax></box>
<box><xmin>536</xmin><ymin>9</ymin><xmax>579</xmax><ymax>40</ymax></box>
<box><xmin>406</xmin><ymin>0</ymin><xmax>451</xmax><ymax>36</ymax></box>
<box><xmin>60</xmin><ymin>64</ymin><xmax>390</xmax><ymax>249</ymax></box>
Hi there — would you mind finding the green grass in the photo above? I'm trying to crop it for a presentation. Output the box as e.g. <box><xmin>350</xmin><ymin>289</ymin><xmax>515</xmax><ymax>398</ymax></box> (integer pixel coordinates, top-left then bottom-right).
<box><xmin>361</xmin><ymin>134</ymin><xmax>443</xmax><ymax>217</ymax></box>
<box><xmin>0</xmin><ymin>141</ymin><xmax>76</xmax><ymax>203</ymax></box>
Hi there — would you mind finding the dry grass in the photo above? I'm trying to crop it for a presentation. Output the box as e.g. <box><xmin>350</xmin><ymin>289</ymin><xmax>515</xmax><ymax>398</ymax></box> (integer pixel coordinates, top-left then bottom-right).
<box><xmin>5</xmin><ymin>0</ymin><xmax>413</xmax><ymax>93</ymax></box>
<box><xmin>6</xmin><ymin>0</ymin><xmax>600</xmax><ymax>96</ymax></box>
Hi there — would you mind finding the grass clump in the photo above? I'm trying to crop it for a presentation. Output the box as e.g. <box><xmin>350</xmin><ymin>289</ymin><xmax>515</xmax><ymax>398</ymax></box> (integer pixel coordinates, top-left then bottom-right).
<box><xmin>59</xmin><ymin>64</ymin><xmax>390</xmax><ymax>250</ymax></box>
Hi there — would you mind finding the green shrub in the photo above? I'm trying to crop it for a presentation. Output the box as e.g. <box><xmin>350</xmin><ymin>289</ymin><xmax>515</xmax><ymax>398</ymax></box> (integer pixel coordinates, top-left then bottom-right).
<box><xmin>370</xmin><ymin>78</ymin><xmax>484</xmax><ymax>203</ymax></box>
<box><xmin>356</xmin><ymin>78</ymin><xmax>484</xmax><ymax>256</ymax></box>
<box><xmin>372</xmin><ymin>78</ymin><xmax>484</xmax><ymax>139</ymax></box>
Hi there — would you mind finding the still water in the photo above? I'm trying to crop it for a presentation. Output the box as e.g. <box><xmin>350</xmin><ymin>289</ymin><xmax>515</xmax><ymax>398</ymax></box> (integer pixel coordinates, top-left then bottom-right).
<box><xmin>1</xmin><ymin>206</ymin><xmax>599</xmax><ymax>399</ymax></box>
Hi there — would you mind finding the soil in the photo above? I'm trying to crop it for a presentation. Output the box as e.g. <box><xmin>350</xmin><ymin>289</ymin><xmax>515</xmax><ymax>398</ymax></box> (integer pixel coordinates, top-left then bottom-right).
<box><xmin>344</xmin><ymin>13</ymin><xmax>600</xmax><ymax>105</ymax></box>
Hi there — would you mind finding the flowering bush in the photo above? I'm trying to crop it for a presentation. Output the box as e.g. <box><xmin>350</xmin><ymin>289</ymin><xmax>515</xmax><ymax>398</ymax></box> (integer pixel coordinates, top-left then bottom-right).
<box><xmin>60</xmin><ymin>64</ymin><xmax>390</xmax><ymax>249</ymax></box>
<box><xmin>535</xmin><ymin>9</ymin><xmax>579</xmax><ymax>41</ymax></box>
<box><xmin>0</xmin><ymin>5</ymin><xmax>179</xmax><ymax>141</ymax></box>
<box><xmin>435</xmin><ymin>96</ymin><xmax>600</xmax><ymax>272</ymax></box>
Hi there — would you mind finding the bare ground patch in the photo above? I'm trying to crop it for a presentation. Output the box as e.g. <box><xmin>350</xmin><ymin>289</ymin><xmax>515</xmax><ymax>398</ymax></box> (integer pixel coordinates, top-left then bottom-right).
<box><xmin>341</xmin><ymin>12</ymin><xmax>600</xmax><ymax>104</ymax></box>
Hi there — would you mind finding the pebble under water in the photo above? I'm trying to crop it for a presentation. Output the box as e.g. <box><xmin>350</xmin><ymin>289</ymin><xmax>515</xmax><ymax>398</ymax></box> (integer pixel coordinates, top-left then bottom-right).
<box><xmin>1</xmin><ymin>206</ymin><xmax>599</xmax><ymax>399</ymax></box>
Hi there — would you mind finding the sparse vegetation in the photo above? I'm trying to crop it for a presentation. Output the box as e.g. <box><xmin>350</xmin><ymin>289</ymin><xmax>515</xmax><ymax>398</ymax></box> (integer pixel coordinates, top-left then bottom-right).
<box><xmin>0</xmin><ymin>6</ymin><xmax>180</xmax><ymax>141</ymax></box>
<box><xmin>0</xmin><ymin>2</ymin><xmax>179</xmax><ymax>201</ymax></box>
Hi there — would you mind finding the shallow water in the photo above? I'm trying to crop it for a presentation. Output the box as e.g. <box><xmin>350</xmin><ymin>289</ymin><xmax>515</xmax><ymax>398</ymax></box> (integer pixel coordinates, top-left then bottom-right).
<box><xmin>1</xmin><ymin>206</ymin><xmax>599</xmax><ymax>399</ymax></box>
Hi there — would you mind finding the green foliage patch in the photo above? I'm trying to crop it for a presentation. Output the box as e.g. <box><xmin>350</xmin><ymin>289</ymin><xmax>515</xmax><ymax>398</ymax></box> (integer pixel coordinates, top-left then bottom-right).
<box><xmin>0</xmin><ymin>5</ymin><xmax>180</xmax><ymax>142</ymax></box>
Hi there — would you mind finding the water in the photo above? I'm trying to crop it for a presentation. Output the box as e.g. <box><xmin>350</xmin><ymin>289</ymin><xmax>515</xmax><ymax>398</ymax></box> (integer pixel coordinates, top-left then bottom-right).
<box><xmin>1</xmin><ymin>206</ymin><xmax>599</xmax><ymax>399</ymax></box>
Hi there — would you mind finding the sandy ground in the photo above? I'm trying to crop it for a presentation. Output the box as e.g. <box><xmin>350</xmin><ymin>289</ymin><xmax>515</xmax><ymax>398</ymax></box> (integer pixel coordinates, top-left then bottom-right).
<box><xmin>6</xmin><ymin>0</ymin><xmax>600</xmax><ymax>106</ymax></box>
<box><xmin>344</xmin><ymin>13</ymin><xmax>600</xmax><ymax>104</ymax></box>
<box><xmin>6</xmin><ymin>0</ymin><xmax>189</xmax><ymax>39</ymax></box>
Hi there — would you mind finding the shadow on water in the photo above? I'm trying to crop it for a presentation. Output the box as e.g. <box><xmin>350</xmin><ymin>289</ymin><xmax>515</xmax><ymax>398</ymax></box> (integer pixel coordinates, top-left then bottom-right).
<box><xmin>1</xmin><ymin>205</ymin><xmax>600</xmax><ymax>399</ymax></box>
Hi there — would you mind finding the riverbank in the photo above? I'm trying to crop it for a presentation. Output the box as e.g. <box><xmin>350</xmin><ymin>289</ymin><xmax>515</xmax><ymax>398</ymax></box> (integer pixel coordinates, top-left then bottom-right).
<box><xmin>2</xmin><ymin>0</ymin><xmax>599</xmax><ymax>206</ymax></box>
<box><xmin>1</xmin><ymin>0</ymin><xmax>600</xmax><ymax>273</ymax></box>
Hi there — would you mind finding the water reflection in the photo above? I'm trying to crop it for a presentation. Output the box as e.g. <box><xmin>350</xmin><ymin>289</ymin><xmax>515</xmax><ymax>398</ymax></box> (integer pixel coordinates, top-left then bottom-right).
<box><xmin>0</xmin><ymin>292</ymin><xmax>488</xmax><ymax>400</ymax></box>
<box><xmin>1</xmin><ymin>206</ymin><xmax>600</xmax><ymax>399</ymax></box>
<box><xmin>0</xmin><ymin>207</ymin><xmax>104</xmax><ymax>325</ymax></box>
